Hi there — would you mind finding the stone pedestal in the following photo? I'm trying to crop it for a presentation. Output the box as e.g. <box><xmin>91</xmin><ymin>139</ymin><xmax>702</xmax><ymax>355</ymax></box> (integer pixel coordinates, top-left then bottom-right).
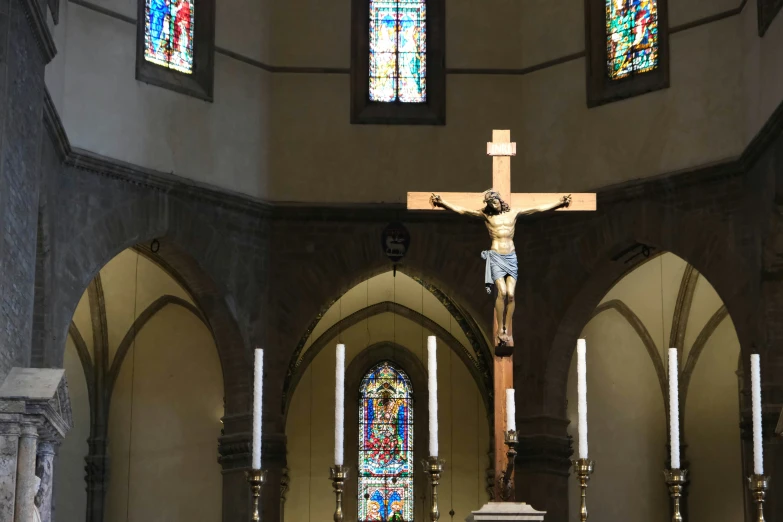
<box><xmin>466</xmin><ymin>502</ymin><xmax>546</xmax><ymax>522</ymax></box>
<box><xmin>0</xmin><ymin>369</ymin><xmax>72</xmax><ymax>522</ymax></box>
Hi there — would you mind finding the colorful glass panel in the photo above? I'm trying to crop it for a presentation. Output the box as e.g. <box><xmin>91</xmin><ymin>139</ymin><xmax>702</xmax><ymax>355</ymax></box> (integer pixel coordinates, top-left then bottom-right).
<box><xmin>369</xmin><ymin>0</ymin><xmax>427</xmax><ymax>103</ymax></box>
<box><xmin>605</xmin><ymin>0</ymin><xmax>659</xmax><ymax>80</ymax></box>
<box><xmin>358</xmin><ymin>362</ymin><xmax>414</xmax><ymax>521</ymax></box>
<box><xmin>144</xmin><ymin>0</ymin><xmax>195</xmax><ymax>74</ymax></box>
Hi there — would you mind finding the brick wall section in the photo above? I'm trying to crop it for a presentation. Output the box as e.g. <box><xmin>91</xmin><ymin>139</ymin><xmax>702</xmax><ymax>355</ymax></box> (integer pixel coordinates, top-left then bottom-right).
<box><xmin>0</xmin><ymin>0</ymin><xmax>46</xmax><ymax>381</ymax></box>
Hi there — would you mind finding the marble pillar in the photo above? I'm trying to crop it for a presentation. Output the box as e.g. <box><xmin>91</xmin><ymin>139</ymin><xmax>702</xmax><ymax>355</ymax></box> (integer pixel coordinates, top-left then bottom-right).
<box><xmin>0</xmin><ymin>424</ymin><xmax>21</xmax><ymax>522</ymax></box>
<box><xmin>14</xmin><ymin>424</ymin><xmax>38</xmax><ymax>522</ymax></box>
<box><xmin>35</xmin><ymin>441</ymin><xmax>56</xmax><ymax>522</ymax></box>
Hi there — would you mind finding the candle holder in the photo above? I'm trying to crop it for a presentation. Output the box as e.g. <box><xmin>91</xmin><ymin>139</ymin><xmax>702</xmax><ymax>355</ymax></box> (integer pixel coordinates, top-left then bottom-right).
<box><xmin>500</xmin><ymin>430</ymin><xmax>518</xmax><ymax>501</ymax></box>
<box><xmin>329</xmin><ymin>465</ymin><xmax>348</xmax><ymax>522</ymax></box>
<box><xmin>663</xmin><ymin>469</ymin><xmax>688</xmax><ymax>522</ymax></box>
<box><xmin>245</xmin><ymin>468</ymin><xmax>267</xmax><ymax>522</ymax></box>
<box><xmin>423</xmin><ymin>456</ymin><xmax>445</xmax><ymax>521</ymax></box>
<box><xmin>747</xmin><ymin>474</ymin><xmax>770</xmax><ymax>522</ymax></box>
<box><xmin>571</xmin><ymin>458</ymin><xmax>594</xmax><ymax>522</ymax></box>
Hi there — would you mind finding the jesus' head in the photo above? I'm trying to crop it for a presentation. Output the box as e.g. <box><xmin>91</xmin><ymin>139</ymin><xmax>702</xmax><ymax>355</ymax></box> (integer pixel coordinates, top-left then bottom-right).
<box><xmin>483</xmin><ymin>190</ymin><xmax>510</xmax><ymax>215</ymax></box>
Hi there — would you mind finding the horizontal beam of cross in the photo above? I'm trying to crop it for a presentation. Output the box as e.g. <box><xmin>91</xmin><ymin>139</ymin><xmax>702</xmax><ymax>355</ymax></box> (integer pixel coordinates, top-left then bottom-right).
<box><xmin>407</xmin><ymin>192</ymin><xmax>597</xmax><ymax>211</ymax></box>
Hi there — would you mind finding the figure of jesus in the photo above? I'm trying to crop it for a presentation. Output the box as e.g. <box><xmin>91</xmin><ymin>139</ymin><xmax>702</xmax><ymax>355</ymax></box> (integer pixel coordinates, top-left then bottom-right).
<box><xmin>431</xmin><ymin>190</ymin><xmax>571</xmax><ymax>351</ymax></box>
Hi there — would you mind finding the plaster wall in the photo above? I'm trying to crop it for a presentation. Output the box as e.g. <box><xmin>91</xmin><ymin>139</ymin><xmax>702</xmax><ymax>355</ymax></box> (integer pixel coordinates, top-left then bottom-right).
<box><xmin>104</xmin><ymin>306</ymin><xmax>223</xmax><ymax>522</ymax></box>
<box><xmin>42</xmin><ymin>0</ymin><xmax>783</xmax><ymax>204</ymax></box>
<box><xmin>47</xmin><ymin>0</ymin><xmax>272</xmax><ymax>198</ymax></box>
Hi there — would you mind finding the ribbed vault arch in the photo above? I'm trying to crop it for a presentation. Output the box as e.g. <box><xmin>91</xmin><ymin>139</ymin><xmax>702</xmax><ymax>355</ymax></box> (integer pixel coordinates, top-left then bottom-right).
<box><xmin>283</xmin><ymin>301</ymin><xmax>492</xmax><ymax>419</ymax></box>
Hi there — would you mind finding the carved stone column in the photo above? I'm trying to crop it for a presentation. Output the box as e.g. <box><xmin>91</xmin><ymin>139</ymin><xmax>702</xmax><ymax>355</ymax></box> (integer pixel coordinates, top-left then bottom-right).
<box><xmin>14</xmin><ymin>424</ymin><xmax>39</xmax><ymax>522</ymax></box>
<box><xmin>0</xmin><ymin>423</ymin><xmax>21</xmax><ymax>522</ymax></box>
<box><xmin>35</xmin><ymin>440</ymin><xmax>56</xmax><ymax>522</ymax></box>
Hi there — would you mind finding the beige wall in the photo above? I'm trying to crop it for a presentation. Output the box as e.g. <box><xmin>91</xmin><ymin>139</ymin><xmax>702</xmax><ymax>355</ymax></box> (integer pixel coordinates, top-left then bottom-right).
<box><xmin>286</xmin><ymin>276</ymin><xmax>491</xmax><ymax>522</ymax></box>
<box><xmin>566</xmin><ymin>253</ymin><xmax>743</xmax><ymax>522</ymax></box>
<box><xmin>54</xmin><ymin>336</ymin><xmax>91</xmax><ymax>522</ymax></box>
<box><xmin>105</xmin><ymin>306</ymin><xmax>223</xmax><ymax>522</ymax></box>
<box><xmin>54</xmin><ymin>249</ymin><xmax>223</xmax><ymax>522</ymax></box>
<box><xmin>44</xmin><ymin>0</ymin><xmax>783</xmax><ymax>203</ymax></box>
<box><xmin>566</xmin><ymin>309</ymin><xmax>669</xmax><ymax>522</ymax></box>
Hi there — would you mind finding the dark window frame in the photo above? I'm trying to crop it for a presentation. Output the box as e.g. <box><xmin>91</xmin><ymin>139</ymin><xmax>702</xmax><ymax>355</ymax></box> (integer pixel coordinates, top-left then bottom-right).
<box><xmin>350</xmin><ymin>0</ymin><xmax>446</xmax><ymax>125</ymax></box>
<box><xmin>584</xmin><ymin>0</ymin><xmax>670</xmax><ymax>107</ymax></box>
<box><xmin>135</xmin><ymin>0</ymin><xmax>216</xmax><ymax>102</ymax></box>
<box><xmin>758</xmin><ymin>0</ymin><xmax>783</xmax><ymax>37</ymax></box>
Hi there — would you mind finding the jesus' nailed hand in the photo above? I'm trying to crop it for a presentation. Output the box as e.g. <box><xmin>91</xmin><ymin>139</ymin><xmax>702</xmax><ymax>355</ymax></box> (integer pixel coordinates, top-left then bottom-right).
<box><xmin>430</xmin><ymin>191</ymin><xmax>571</xmax><ymax>350</ymax></box>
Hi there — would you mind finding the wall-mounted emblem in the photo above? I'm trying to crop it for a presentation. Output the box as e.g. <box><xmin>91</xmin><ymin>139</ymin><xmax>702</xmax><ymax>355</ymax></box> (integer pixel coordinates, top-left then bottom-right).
<box><xmin>381</xmin><ymin>222</ymin><xmax>410</xmax><ymax>262</ymax></box>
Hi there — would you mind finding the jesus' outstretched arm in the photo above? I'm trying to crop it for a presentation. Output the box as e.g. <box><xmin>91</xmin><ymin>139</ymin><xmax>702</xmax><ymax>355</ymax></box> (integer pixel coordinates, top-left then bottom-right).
<box><xmin>430</xmin><ymin>194</ymin><xmax>484</xmax><ymax>218</ymax></box>
<box><xmin>517</xmin><ymin>194</ymin><xmax>572</xmax><ymax>216</ymax></box>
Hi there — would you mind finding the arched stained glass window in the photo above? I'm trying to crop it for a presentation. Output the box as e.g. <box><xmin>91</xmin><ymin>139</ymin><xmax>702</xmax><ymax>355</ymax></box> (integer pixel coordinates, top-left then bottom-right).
<box><xmin>369</xmin><ymin>0</ymin><xmax>427</xmax><ymax>103</ymax></box>
<box><xmin>358</xmin><ymin>362</ymin><xmax>414</xmax><ymax>521</ymax></box>
<box><xmin>606</xmin><ymin>0</ymin><xmax>659</xmax><ymax>80</ymax></box>
<box><xmin>144</xmin><ymin>0</ymin><xmax>195</xmax><ymax>74</ymax></box>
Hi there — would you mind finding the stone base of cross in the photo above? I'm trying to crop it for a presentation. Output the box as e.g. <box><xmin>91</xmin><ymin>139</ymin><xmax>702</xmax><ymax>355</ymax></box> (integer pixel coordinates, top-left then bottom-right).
<box><xmin>407</xmin><ymin>130</ymin><xmax>596</xmax><ymax>501</ymax></box>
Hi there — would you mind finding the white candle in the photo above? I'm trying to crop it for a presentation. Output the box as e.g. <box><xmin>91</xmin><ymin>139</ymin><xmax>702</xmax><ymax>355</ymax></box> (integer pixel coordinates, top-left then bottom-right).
<box><xmin>428</xmin><ymin>336</ymin><xmax>438</xmax><ymax>457</ymax></box>
<box><xmin>252</xmin><ymin>348</ymin><xmax>263</xmax><ymax>470</ymax></box>
<box><xmin>335</xmin><ymin>344</ymin><xmax>346</xmax><ymax>466</ymax></box>
<box><xmin>576</xmin><ymin>339</ymin><xmax>588</xmax><ymax>459</ymax></box>
<box><xmin>505</xmin><ymin>389</ymin><xmax>516</xmax><ymax>432</ymax></box>
<box><xmin>751</xmin><ymin>354</ymin><xmax>764</xmax><ymax>475</ymax></box>
<box><xmin>668</xmin><ymin>348</ymin><xmax>680</xmax><ymax>469</ymax></box>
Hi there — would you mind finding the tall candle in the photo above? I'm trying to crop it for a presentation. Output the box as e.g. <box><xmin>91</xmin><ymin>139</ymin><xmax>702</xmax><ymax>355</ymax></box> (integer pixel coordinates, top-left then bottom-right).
<box><xmin>576</xmin><ymin>339</ymin><xmax>588</xmax><ymax>459</ymax></box>
<box><xmin>335</xmin><ymin>344</ymin><xmax>346</xmax><ymax>466</ymax></box>
<box><xmin>668</xmin><ymin>348</ymin><xmax>680</xmax><ymax>469</ymax></box>
<box><xmin>505</xmin><ymin>389</ymin><xmax>516</xmax><ymax>432</ymax></box>
<box><xmin>428</xmin><ymin>336</ymin><xmax>438</xmax><ymax>457</ymax></box>
<box><xmin>751</xmin><ymin>354</ymin><xmax>764</xmax><ymax>475</ymax></box>
<box><xmin>252</xmin><ymin>348</ymin><xmax>263</xmax><ymax>470</ymax></box>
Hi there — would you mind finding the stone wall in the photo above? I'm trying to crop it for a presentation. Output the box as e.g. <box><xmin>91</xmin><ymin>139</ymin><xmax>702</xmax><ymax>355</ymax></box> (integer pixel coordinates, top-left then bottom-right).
<box><xmin>0</xmin><ymin>0</ymin><xmax>53</xmax><ymax>381</ymax></box>
<box><xmin>2</xmin><ymin>2</ymin><xmax>780</xmax><ymax>520</ymax></box>
<box><xmin>33</xmin><ymin>99</ymin><xmax>783</xmax><ymax>522</ymax></box>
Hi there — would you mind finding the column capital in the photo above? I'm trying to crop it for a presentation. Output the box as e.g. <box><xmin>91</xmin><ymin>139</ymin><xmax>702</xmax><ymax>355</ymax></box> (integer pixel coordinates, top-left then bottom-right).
<box><xmin>19</xmin><ymin>423</ymin><xmax>39</xmax><ymax>439</ymax></box>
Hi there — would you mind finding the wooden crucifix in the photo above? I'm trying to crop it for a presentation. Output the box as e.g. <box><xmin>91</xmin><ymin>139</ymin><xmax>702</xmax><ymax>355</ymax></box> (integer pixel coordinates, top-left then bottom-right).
<box><xmin>407</xmin><ymin>129</ymin><xmax>596</xmax><ymax>500</ymax></box>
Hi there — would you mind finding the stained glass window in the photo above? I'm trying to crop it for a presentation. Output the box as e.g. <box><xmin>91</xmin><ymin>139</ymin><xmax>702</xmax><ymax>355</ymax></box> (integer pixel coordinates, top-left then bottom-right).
<box><xmin>358</xmin><ymin>362</ymin><xmax>414</xmax><ymax>522</ymax></box>
<box><xmin>606</xmin><ymin>0</ymin><xmax>659</xmax><ymax>80</ymax></box>
<box><xmin>145</xmin><ymin>0</ymin><xmax>195</xmax><ymax>74</ymax></box>
<box><xmin>369</xmin><ymin>0</ymin><xmax>427</xmax><ymax>103</ymax></box>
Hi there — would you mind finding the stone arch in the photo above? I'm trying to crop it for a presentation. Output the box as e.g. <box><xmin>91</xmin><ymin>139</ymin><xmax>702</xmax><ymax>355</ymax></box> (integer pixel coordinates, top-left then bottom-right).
<box><xmin>344</xmin><ymin>342</ymin><xmax>429</xmax><ymax>522</ymax></box>
<box><xmin>283</xmin><ymin>301</ymin><xmax>492</xmax><ymax>419</ymax></box>
<box><xmin>543</xmin><ymin>201</ymin><xmax>755</xmax><ymax>417</ymax></box>
<box><xmin>53</xmin><ymin>193</ymin><xmax>253</xmax><ymax>415</ymax></box>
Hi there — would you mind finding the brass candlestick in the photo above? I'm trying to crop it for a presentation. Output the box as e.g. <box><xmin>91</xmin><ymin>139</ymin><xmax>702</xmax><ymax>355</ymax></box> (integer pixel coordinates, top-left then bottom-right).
<box><xmin>423</xmin><ymin>456</ymin><xmax>445</xmax><ymax>521</ymax></box>
<box><xmin>245</xmin><ymin>469</ymin><xmax>267</xmax><ymax>522</ymax></box>
<box><xmin>330</xmin><ymin>465</ymin><xmax>348</xmax><ymax>522</ymax></box>
<box><xmin>748</xmin><ymin>474</ymin><xmax>770</xmax><ymax>522</ymax></box>
<box><xmin>571</xmin><ymin>458</ymin><xmax>594</xmax><ymax>522</ymax></box>
<box><xmin>500</xmin><ymin>430</ymin><xmax>518</xmax><ymax>501</ymax></box>
<box><xmin>663</xmin><ymin>469</ymin><xmax>688</xmax><ymax>522</ymax></box>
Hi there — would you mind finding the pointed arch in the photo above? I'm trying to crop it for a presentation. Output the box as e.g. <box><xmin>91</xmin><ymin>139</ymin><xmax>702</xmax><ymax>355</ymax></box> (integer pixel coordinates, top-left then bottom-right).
<box><xmin>283</xmin><ymin>301</ymin><xmax>491</xmax><ymax>418</ymax></box>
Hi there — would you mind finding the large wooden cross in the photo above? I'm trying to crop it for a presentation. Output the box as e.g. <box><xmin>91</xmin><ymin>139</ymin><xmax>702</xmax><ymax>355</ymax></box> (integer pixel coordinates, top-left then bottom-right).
<box><xmin>407</xmin><ymin>130</ymin><xmax>596</xmax><ymax>500</ymax></box>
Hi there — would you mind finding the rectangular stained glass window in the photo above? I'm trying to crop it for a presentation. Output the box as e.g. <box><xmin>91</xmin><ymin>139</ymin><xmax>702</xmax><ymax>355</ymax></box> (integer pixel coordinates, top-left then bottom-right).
<box><xmin>358</xmin><ymin>362</ymin><xmax>414</xmax><ymax>521</ymax></box>
<box><xmin>369</xmin><ymin>0</ymin><xmax>427</xmax><ymax>103</ymax></box>
<box><xmin>145</xmin><ymin>0</ymin><xmax>195</xmax><ymax>74</ymax></box>
<box><xmin>606</xmin><ymin>0</ymin><xmax>659</xmax><ymax>80</ymax></box>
